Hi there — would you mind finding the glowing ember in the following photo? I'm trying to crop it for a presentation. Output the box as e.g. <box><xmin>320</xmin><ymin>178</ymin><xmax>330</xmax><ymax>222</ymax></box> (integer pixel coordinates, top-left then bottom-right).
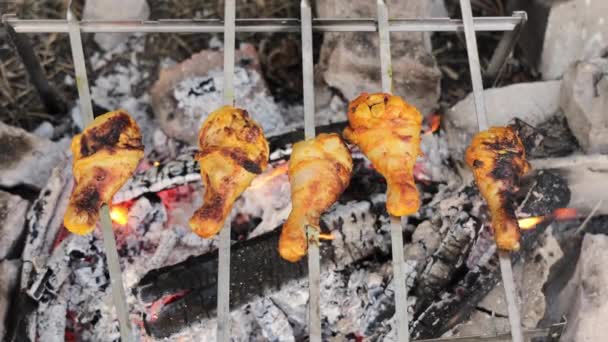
<box><xmin>153</xmin><ymin>160</ymin><xmax>160</xmax><ymax>167</ymax></box>
<box><xmin>148</xmin><ymin>290</ymin><xmax>189</xmax><ymax>322</ymax></box>
<box><xmin>110</xmin><ymin>205</ymin><xmax>129</xmax><ymax>225</ymax></box>
<box><xmin>318</xmin><ymin>233</ymin><xmax>335</xmax><ymax>241</ymax></box>
<box><xmin>249</xmin><ymin>163</ymin><xmax>289</xmax><ymax>190</ymax></box>
<box><xmin>518</xmin><ymin>216</ymin><xmax>544</xmax><ymax>230</ymax></box>
<box><xmin>518</xmin><ymin>208</ymin><xmax>578</xmax><ymax>230</ymax></box>
<box><xmin>553</xmin><ymin>207</ymin><xmax>578</xmax><ymax>220</ymax></box>
<box><xmin>424</xmin><ymin>114</ymin><xmax>440</xmax><ymax>135</ymax></box>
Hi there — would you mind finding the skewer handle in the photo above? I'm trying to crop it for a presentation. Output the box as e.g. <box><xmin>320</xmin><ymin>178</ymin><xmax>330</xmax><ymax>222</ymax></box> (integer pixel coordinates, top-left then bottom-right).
<box><xmin>377</xmin><ymin>1</ymin><xmax>410</xmax><ymax>341</ymax></box>
<box><xmin>300</xmin><ymin>1</ymin><xmax>322</xmax><ymax>341</ymax></box>
<box><xmin>459</xmin><ymin>0</ymin><xmax>524</xmax><ymax>341</ymax></box>
<box><xmin>67</xmin><ymin>4</ymin><xmax>133</xmax><ymax>341</ymax></box>
<box><xmin>217</xmin><ymin>0</ymin><xmax>237</xmax><ymax>340</ymax></box>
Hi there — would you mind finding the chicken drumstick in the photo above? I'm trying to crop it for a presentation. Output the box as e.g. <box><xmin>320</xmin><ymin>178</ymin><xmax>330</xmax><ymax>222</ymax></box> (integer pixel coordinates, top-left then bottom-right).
<box><xmin>465</xmin><ymin>126</ymin><xmax>531</xmax><ymax>251</ymax></box>
<box><xmin>279</xmin><ymin>133</ymin><xmax>353</xmax><ymax>262</ymax></box>
<box><xmin>189</xmin><ymin>106</ymin><xmax>269</xmax><ymax>238</ymax></box>
<box><xmin>64</xmin><ymin>110</ymin><xmax>144</xmax><ymax>235</ymax></box>
<box><xmin>343</xmin><ymin>92</ymin><xmax>422</xmax><ymax>216</ymax></box>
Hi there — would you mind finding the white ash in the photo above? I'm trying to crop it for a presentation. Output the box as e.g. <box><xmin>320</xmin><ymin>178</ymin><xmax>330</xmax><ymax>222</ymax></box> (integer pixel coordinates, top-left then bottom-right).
<box><xmin>420</xmin><ymin>131</ymin><xmax>453</xmax><ymax>183</ymax></box>
<box><xmin>252</xmin><ymin>298</ymin><xmax>296</xmax><ymax>342</ymax></box>
<box><xmin>172</xmin><ymin>66</ymin><xmax>285</xmax><ymax>136</ymax></box>
<box><xmin>276</xmin><ymin>94</ymin><xmax>347</xmax><ymax>130</ymax></box>
<box><xmin>323</xmin><ymin>201</ymin><xmax>383</xmax><ymax>267</ymax></box>
<box><xmin>36</xmin><ymin>287</ymin><xmax>68</xmax><ymax>342</ymax></box>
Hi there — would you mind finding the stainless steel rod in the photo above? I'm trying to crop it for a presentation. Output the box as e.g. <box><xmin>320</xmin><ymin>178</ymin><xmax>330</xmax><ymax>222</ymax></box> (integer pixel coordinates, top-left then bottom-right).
<box><xmin>217</xmin><ymin>0</ymin><xmax>236</xmax><ymax>340</ymax></box>
<box><xmin>459</xmin><ymin>0</ymin><xmax>489</xmax><ymax>132</ymax></box>
<box><xmin>377</xmin><ymin>1</ymin><xmax>410</xmax><ymax>341</ymax></box>
<box><xmin>301</xmin><ymin>1</ymin><xmax>321</xmax><ymax>341</ymax></box>
<box><xmin>459</xmin><ymin>1</ymin><xmax>524</xmax><ymax>342</ymax></box>
<box><xmin>66</xmin><ymin>4</ymin><xmax>133</xmax><ymax>341</ymax></box>
<box><xmin>3</xmin><ymin>15</ymin><xmax>524</xmax><ymax>33</ymax></box>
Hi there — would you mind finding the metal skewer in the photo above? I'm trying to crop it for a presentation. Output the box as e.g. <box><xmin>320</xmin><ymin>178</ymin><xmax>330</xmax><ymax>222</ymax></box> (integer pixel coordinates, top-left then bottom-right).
<box><xmin>3</xmin><ymin>15</ymin><xmax>526</xmax><ymax>34</ymax></box>
<box><xmin>458</xmin><ymin>0</ymin><xmax>524</xmax><ymax>341</ymax></box>
<box><xmin>217</xmin><ymin>0</ymin><xmax>236</xmax><ymax>340</ymax></box>
<box><xmin>66</xmin><ymin>4</ymin><xmax>133</xmax><ymax>341</ymax></box>
<box><xmin>300</xmin><ymin>1</ymin><xmax>321</xmax><ymax>341</ymax></box>
<box><xmin>377</xmin><ymin>1</ymin><xmax>410</xmax><ymax>341</ymax></box>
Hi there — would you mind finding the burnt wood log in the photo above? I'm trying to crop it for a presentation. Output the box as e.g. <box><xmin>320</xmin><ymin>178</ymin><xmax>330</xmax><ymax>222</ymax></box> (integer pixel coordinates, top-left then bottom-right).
<box><xmin>410</xmin><ymin>170</ymin><xmax>570</xmax><ymax>339</ymax></box>
<box><xmin>140</xmin><ymin>229</ymin><xmax>308</xmax><ymax>337</ymax></box>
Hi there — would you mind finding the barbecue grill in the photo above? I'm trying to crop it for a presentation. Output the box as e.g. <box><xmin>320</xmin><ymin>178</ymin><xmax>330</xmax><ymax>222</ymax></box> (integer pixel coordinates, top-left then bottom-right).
<box><xmin>2</xmin><ymin>0</ymin><xmax>567</xmax><ymax>341</ymax></box>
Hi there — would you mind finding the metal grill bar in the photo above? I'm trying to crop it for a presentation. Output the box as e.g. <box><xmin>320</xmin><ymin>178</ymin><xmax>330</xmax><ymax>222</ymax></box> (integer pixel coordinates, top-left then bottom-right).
<box><xmin>65</xmin><ymin>3</ymin><xmax>133</xmax><ymax>341</ymax></box>
<box><xmin>3</xmin><ymin>14</ymin><xmax>525</xmax><ymax>33</ymax></box>
<box><xmin>458</xmin><ymin>1</ymin><xmax>524</xmax><ymax>342</ymax></box>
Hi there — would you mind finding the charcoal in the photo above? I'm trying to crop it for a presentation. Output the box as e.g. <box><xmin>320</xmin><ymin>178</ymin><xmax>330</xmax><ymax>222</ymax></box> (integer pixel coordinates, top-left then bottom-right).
<box><xmin>512</xmin><ymin>115</ymin><xmax>580</xmax><ymax>159</ymax></box>
<box><xmin>140</xmin><ymin>229</ymin><xmax>307</xmax><ymax>338</ymax></box>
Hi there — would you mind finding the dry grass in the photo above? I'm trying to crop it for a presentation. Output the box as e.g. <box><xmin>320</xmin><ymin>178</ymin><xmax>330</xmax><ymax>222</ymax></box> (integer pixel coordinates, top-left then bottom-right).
<box><xmin>0</xmin><ymin>0</ymin><xmax>300</xmax><ymax>130</ymax></box>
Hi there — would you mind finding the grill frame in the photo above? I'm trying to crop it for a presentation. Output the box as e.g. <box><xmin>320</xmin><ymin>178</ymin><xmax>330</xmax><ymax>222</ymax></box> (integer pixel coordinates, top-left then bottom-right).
<box><xmin>2</xmin><ymin>2</ymin><xmax>565</xmax><ymax>341</ymax></box>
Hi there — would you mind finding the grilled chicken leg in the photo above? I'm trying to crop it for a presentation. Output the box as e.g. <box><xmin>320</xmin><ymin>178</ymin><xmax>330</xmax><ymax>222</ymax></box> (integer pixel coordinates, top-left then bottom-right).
<box><xmin>64</xmin><ymin>110</ymin><xmax>144</xmax><ymax>235</ymax></box>
<box><xmin>189</xmin><ymin>106</ymin><xmax>269</xmax><ymax>238</ymax></box>
<box><xmin>343</xmin><ymin>93</ymin><xmax>422</xmax><ymax>216</ymax></box>
<box><xmin>279</xmin><ymin>133</ymin><xmax>352</xmax><ymax>262</ymax></box>
<box><xmin>465</xmin><ymin>126</ymin><xmax>531</xmax><ymax>251</ymax></box>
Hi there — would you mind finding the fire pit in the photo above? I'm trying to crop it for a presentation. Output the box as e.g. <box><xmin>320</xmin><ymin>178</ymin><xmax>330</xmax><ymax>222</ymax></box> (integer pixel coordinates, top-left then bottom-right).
<box><xmin>1</xmin><ymin>1</ymin><xmax>589</xmax><ymax>341</ymax></box>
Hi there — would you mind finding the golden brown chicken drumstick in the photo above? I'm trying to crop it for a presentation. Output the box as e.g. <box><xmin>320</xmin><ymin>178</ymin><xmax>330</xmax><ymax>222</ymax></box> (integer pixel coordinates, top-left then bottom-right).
<box><xmin>465</xmin><ymin>126</ymin><xmax>531</xmax><ymax>251</ymax></box>
<box><xmin>279</xmin><ymin>133</ymin><xmax>353</xmax><ymax>262</ymax></box>
<box><xmin>189</xmin><ymin>106</ymin><xmax>269</xmax><ymax>238</ymax></box>
<box><xmin>343</xmin><ymin>93</ymin><xmax>422</xmax><ymax>216</ymax></box>
<box><xmin>64</xmin><ymin>110</ymin><xmax>144</xmax><ymax>235</ymax></box>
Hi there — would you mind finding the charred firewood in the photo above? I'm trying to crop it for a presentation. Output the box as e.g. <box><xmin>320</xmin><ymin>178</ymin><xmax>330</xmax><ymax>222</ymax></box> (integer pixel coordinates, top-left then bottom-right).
<box><xmin>511</xmin><ymin>117</ymin><xmax>579</xmax><ymax>159</ymax></box>
<box><xmin>410</xmin><ymin>170</ymin><xmax>570</xmax><ymax>339</ymax></box>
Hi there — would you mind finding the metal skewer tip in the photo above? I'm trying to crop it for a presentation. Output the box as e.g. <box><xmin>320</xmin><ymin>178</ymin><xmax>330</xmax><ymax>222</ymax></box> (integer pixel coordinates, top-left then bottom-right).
<box><xmin>498</xmin><ymin>251</ymin><xmax>524</xmax><ymax>342</ymax></box>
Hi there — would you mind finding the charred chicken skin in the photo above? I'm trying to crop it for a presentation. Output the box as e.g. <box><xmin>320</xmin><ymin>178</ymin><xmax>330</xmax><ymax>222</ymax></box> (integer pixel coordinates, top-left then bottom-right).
<box><xmin>343</xmin><ymin>93</ymin><xmax>422</xmax><ymax>216</ymax></box>
<box><xmin>189</xmin><ymin>106</ymin><xmax>269</xmax><ymax>238</ymax></box>
<box><xmin>279</xmin><ymin>133</ymin><xmax>353</xmax><ymax>262</ymax></box>
<box><xmin>465</xmin><ymin>126</ymin><xmax>531</xmax><ymax>251</ymax></box>
<box><xmin>64</xmin><ymin>110</ymin><xmax>144</xmax><ymax>235</ymax></box>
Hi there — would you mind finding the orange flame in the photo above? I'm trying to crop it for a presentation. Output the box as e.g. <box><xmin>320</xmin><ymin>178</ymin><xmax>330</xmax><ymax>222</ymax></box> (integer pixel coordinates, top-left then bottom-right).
<box><xmin>518</xmin><ymin>216</ymin><xmax>544</xmax><ymax>230</ymax></box>
<box><xmin>110</xmin><ymin>205</ymin><xmax>129</xmax><ymax>225</ymax></box>
<box><xmin>518</xmin><ymin>208</ymin><xmax>578</xmax><ymax>230</ymax></box>
<box><xmin>249</xmin><ymin>163</ymin><xmax>289</xmax><ymax>190</ymax></box>
<box><xmin>318</xmin><ymin>233</ymin><xmax>335</xmax><ymax>241</ymax></box>
<box><xmin>424</xmin><ymin>114</ymin><xmax>440</xmax><ymax>135</ymax></box>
